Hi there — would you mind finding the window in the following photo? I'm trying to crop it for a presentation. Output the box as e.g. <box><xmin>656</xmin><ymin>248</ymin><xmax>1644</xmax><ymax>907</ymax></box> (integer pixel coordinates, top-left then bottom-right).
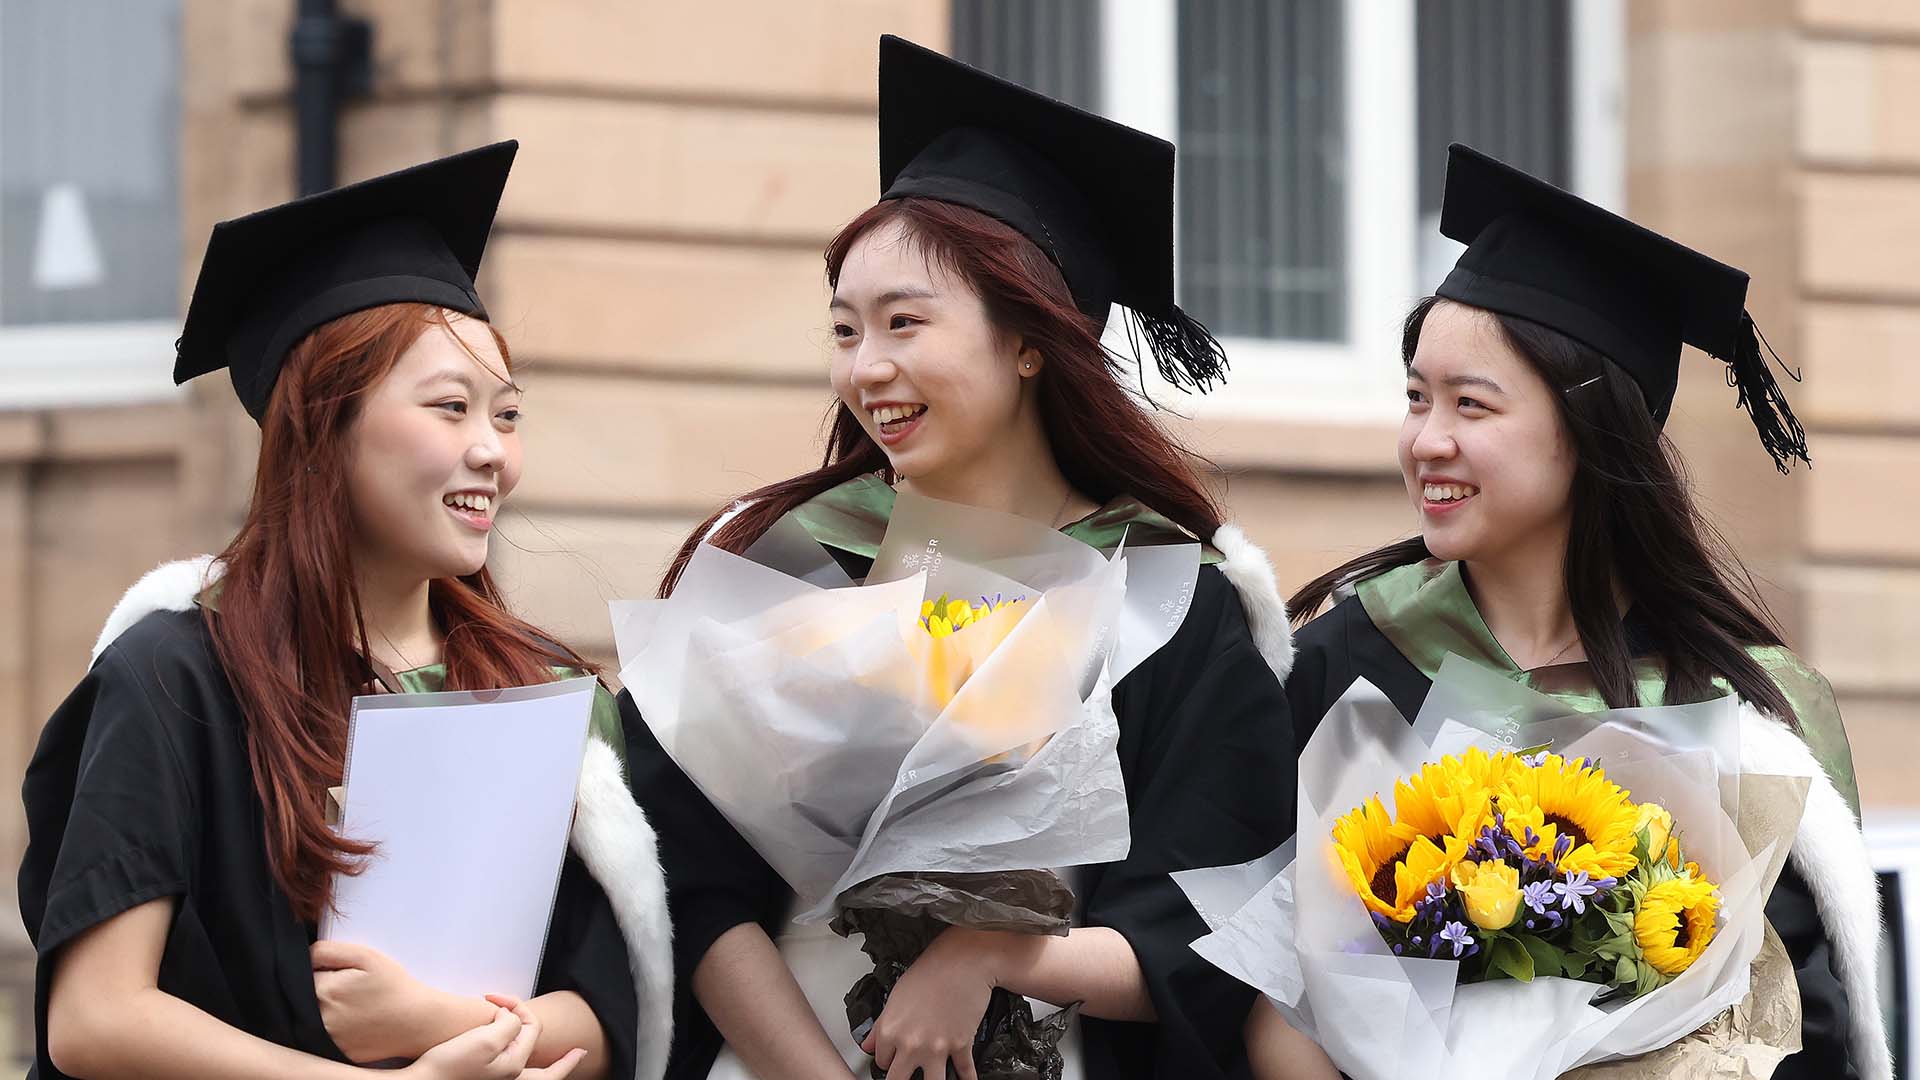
<box><xmin>1177</xmin><ymin>0</ymin><xmax>1345</xmax><ymax>342</ymax></box>
<box><xmin>952</xmin><ymin>0</ymin><xmax>1624</xmax><ymax>422</ymax></box>
<box><xmin>0</xmin><ymin>0</ymin><xmax>184</xmax><ymax>407</ymax></box>
<box><xmin>951</xmin><ymin>0</ymin><xmax>1102</xmax><ymax>111</ymax></box>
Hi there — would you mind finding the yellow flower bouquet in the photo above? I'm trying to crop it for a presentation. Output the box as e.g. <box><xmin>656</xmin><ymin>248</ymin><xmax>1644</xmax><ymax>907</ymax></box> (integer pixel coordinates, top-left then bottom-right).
<box><xmin>613</xmin><ymin>491</ymin><xmax>1203</xmax><ymax>1078</ymax></box>
<box><xmin>1177</xmin><ymin>656</ymin><xmax>1812</xmax><ymax>1080</ymax></box>
<box><xmin>1331</xmin><ymin>746</ymin><xmax>1720</xmax><ymax>998</ymax></box>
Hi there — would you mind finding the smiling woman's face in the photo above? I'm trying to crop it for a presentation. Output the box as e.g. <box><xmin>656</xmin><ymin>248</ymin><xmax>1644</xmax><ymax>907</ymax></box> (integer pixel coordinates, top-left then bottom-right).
<box><xmin>827</xmin><ymin>219</ymin><xmax>1035</xmax><ymax>483</ymax></box>
<box><xmin>345</xmin><ymin>311</ymin><xmax>523</xmax><ymax>583</ymax></box>
<box><xmin>1399</xmin><ymin>300</ymin><xmax>1578</xmax><ymax>564</ymax></box>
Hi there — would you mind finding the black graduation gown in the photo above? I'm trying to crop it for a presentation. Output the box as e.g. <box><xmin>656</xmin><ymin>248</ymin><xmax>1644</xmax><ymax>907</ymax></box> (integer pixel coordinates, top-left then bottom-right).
<box><xmin>1284</xmin><ymin>596</ymin><xmax>1856</xmax><ymax>1080</ymax></box>
<box><xmin>625</xmin><ymin>560</ymin><xmax>1292</xmax><ymax>1080</ymax></box>
<box><xmin>17</xmin><ymin>608</ymin><xmax>640</xmax><ymax>1079</ymax></box>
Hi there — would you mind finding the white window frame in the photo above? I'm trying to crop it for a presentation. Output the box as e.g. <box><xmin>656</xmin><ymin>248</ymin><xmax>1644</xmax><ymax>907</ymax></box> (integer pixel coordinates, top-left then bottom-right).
<box><xmin>1100</xmin><ymin>0</ymin><xmax>1625</xmax><ymax>424</ymax></box>
<box><xmin>0</xmin><ymin>322</ymin><xmax>184</xmax><ymax>409</ymax></box>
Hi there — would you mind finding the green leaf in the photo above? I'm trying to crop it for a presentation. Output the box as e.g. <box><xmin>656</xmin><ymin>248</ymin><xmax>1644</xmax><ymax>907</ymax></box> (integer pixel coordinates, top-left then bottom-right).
<box><xmin>1614</xmin><ymin>955</ymin><xmax>1637</xmax><ymax>986</ymax></box>
<box><xmin>1634</xmin><ymin>962</ymin><xmax>1662</xmax><ymax>999</ymax></box>
<box><xmin>1489</xmin><ymin>936</ymin><xmax>1535</xmax><ymax>983</ymax></box>
<box><xmin>1518</xmin><ymin>935</ymin><xmax>1564</xmax><ymax>979</ymax></box>
<box><xmin>1602</xmin><ymin>909</ymin><xmax>1635</xmax><ymax>937</ymax></box>
<box><xmin>1561</xmin><ymin>953</ymin><xmax>1592</xmax><ymax>979</ymax></box>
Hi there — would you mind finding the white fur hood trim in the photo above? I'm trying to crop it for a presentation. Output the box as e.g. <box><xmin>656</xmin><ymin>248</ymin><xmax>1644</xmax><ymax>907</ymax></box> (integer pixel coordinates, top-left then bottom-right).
<box><xmin>1740</xmin><ymin>700</ymin><xmax>1891</xmax><ymax>1080</ymax></box>
<box><xmin>93</xmin><ymin>558</ymin><xmax>673</xmax><ymax>1080</ymax></box>
<box><xmin>1211</xmin><ymin>524</ymin><xmax>1294</xmax><ymax>681</ymax></box>
<box><xmin>91</xmin><ymin>554</ymin><xmax>220</xmax><ymax>666</ymax></box>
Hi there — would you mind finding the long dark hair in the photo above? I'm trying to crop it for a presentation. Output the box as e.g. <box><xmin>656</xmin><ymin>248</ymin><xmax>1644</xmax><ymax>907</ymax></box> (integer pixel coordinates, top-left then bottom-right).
<box><xmin>207</xmin><ymin>303</ymin><xmax>595</xmax><ymax>921</ymax></box>
<box><xmin>658</xmin><ymin>196</ymin><xmax>1222</xmax><ymax>596</ymax></box>
<box><xmin>1288</xmin><ymin>296</ymin><xmax>1798</xmax><ymax>723</ymax></box>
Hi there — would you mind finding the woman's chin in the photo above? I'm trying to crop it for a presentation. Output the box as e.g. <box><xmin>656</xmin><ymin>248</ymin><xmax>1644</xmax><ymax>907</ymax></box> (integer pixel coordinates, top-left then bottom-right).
<box><xmin>1419</xmin><ymin>528</ymin><xmax>1477</xmax><ymax>564</ymax></box>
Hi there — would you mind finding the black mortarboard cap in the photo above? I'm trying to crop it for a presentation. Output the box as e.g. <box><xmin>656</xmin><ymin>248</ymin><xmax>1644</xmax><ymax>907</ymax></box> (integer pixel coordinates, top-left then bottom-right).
<box><xmin>174</xmin><ymin>140</ymin><xmax>517</xmax><ymax>422</ymax></box>
<box><xmin>877</xmin><ymin>35</ymin><xmax>1225</xmax><ymax>392</ymax></box>
<box><xmin>1436</xmin><ymin>143</ymin><xmax>1807</xmax><ymax>471</ymax></box>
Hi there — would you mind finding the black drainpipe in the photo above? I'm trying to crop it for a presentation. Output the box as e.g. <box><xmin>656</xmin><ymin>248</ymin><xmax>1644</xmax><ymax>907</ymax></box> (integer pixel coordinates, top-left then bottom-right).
<box><xmin>290</xmin><ymin>0</ymin><xmax>373</xmax><ymax>196</ymax></box>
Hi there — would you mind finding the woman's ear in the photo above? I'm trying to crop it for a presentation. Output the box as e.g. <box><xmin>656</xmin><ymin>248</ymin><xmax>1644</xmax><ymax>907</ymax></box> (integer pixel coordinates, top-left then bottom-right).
<box><xmin>1017</xmin><ymin>342</ymin><xmax>1044</xmax><ymax>379</ymax></box>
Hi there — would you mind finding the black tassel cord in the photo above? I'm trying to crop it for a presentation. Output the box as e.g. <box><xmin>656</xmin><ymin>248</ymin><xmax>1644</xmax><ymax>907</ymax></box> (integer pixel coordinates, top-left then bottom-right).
<box><xmin>1724</xmin><ymin>313</ymin><xmax>1811</xmax><ymax>474</ymax></box>
<box><xmin>1121</xmin><ymin>304</ymin><xmax>1230</xmax><ymax>395</ymax></box>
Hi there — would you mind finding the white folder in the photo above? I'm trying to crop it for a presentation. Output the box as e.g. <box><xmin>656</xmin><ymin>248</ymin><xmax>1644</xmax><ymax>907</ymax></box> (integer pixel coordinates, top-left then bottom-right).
<box><xmin>319</xmin><ymin>677</ymin><xmax>597</xmax><ymax>999</ymax></box>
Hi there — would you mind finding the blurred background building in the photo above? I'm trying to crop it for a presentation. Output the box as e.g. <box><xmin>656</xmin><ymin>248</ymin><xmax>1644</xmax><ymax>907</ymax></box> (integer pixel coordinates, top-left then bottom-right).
<box><xmin>2</xmin><ymin>0</ymin><xmax>1916</xmax><ymax>1069</ymax></box>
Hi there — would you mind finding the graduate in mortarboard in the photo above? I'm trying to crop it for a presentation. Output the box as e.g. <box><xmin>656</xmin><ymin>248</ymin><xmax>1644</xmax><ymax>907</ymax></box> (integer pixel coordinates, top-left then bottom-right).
<box><xmin>20</xmin><ymin>144</ymin><xmax>670</xmax><ymax>1080</ymax></box>
<box><xmin>1254</xmin><ymin>145</ymin><xmax>1888</xmax><ymax>1079</ymax></box>
<box><xmin>620</xmin><ymin>35</ymin><xmax>1295</xmax><ymax>1080</ymax></box>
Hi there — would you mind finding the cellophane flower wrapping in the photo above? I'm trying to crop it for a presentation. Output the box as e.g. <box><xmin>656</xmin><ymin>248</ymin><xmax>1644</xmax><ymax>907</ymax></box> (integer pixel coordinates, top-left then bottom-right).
<box><xmin>1175</xmin><ymin>655</ymin><xmax>1814</xmax><ymax>1080</ymax></box>
<box><xmin>613</xmin><ymin>492</ymin><xmax>1200</xmax><ymax>1078</ymax></box>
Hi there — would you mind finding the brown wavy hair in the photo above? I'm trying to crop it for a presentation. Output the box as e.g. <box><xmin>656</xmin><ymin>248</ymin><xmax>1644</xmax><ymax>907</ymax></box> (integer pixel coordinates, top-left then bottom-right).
<box><xmin>1287</xmin><ymin>297</ymin><xmax>1797</xmax><ymax>724</ymax></box>
<box><xmin>659</xmin><ymin>197</ymin><xmax>1222</xmax><ymax>595</ymax></box>
<box><xmin>205</xmin><ymin>303</ymin><xmax>594</xmax><ymax>921</ymax></box>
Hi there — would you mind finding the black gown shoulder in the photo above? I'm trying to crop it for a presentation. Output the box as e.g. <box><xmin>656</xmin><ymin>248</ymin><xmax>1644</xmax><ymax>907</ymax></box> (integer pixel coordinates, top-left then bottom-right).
<box><xmin>19</xmin><ymin>607</ymin><xmax>641</xmax><ymax>1080</ymax></box>
<box><xmin>19</xmin><ymin>608</ymin><xmax>348</xmax><ymax>1078</ymax></box>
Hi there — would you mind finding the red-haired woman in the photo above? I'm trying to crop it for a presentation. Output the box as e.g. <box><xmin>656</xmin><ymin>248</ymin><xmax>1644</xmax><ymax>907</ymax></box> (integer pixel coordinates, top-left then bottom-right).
<box><xmin>20</xmin><ymin>145</ymin><xmax>669</xmax><ymax>1080</ymax></box>
<box><xmin>625</xmin><ymin>40</ymin><xmax>1294</xmax><ymax>1080</ymax></box>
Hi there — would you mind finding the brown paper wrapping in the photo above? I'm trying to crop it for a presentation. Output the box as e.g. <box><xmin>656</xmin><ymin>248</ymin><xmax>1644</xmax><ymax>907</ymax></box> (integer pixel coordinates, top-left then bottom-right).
<box><xmin>1561</xmin><ymin>773</ymin><xmax>1812</xmax><ymax>1079</ymax></box>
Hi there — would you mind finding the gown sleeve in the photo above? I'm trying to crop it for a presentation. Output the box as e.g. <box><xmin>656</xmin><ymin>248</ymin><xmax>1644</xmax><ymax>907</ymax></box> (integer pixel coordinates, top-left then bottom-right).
<box><xmin>1766</xmin><ymin>861</ymin><xmax>1856</xmax><ymax>1079</ymax></box>
<box><xmin>617</xmin><ymin>688</ymin><xmax>790</xmax><ymax>1077</ymax></box>
<box><xmin>19</xmin><ymin>628</ymin><xmax>201</xmax><ymax>958</ymax></box>
<box><xmin>1077</xmin><ymin>567</ymin><xmax>1296</xmax><ymax>1080</ymax></box>
<box><xmin>532</xmin><ymin>687</ymin><xmax>641</xmax><ymax>1080</ymax></box>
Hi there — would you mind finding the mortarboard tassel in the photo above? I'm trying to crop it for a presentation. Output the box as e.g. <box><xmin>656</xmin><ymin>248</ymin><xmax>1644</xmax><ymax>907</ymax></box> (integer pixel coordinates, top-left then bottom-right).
<box><xmin>1125</xmin><ymin>304</ymin><xmax>1229</xmax><ymax>394</ymax></box>
<box><xmin>1722</xmin><ymin>312</ymin><xmax>1810</xmax><ymax>474</ymax></box>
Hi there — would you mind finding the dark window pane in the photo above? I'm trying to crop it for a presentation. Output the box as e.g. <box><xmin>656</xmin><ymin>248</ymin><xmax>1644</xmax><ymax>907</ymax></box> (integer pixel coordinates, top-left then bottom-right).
<box><xmin>0</xmin><ymin>0</ymin><xmax>181</xmax><ymax>326</ymax></box>
<box><xmin>949</xmin><ymin>0</ymin><xmax>1101</xmax><ymax>111</ymax></box>
<box><xmin>1416</xmin><ymin>0</ymin><xmax>1571</xmax><ymax>289</ymax></box>
<box><xmin>1177</xmin><ymin>0</ymin><xmax>1346</xmax><ymax>342</ymax></box>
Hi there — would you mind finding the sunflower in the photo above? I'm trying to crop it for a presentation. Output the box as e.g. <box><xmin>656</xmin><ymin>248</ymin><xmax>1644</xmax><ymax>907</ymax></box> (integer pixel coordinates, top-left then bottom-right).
<box><xmin>1333</xmin><ymin>795</ymin><xmax>1465</xmax><ymax>922</ymax></box>
<box><xmin>1496</xmin><ymin>753</ymin><xmax>1640</xmax><ymax>878</ymax></box>
<box><xmin>1391</xmin><ymin>748</ymin><xmax>1512</xmax><ymax>843</ymax></box>
<box><xmin>1634</xmin><ymin>873</ymin><xmax>1720</xmax><ymax>976</ymax></box>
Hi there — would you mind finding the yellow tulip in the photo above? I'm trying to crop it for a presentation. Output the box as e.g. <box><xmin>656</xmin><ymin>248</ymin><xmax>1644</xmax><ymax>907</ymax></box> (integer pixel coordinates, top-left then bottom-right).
<box><xmin>1636</xmin><ymin>802</ymin><xmax>1679</xmax><ymax>868</ymax></box>
<box><xmin>1451</xmin><ymin>860</ymin><xmax>1522</xmax><ymax>931</ymax></box>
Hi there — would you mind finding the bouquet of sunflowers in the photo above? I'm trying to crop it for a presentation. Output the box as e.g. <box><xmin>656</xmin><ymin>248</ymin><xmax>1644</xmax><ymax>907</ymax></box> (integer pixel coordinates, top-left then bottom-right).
<box><xmin>613</xmin><ymin>491</ymin><xmax>1201</xmax><ymax>1079</ymax></box>
<box><xmin>1177</xmin><ymin>656</ymin><xmax>1814</xmax><ymax>1080</ymax></box>
<box><xmin>1338</xmin><ymin>746</ymin><xmax>1719</xmax><ymax>1000</ymax></box>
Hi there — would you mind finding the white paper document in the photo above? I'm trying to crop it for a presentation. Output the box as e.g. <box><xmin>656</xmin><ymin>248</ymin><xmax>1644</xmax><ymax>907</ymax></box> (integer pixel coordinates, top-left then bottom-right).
<box><xmin>320</xmin><ymin>677</ymin><xmax>597</xmax><ymax>1000</ymax></box>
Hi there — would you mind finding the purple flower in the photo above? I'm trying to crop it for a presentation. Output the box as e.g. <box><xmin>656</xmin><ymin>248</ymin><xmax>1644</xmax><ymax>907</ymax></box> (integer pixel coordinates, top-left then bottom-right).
<box><xmin>1438</xmin><ymin>921</ymin><xmax>1476</xmax><ymax>958</ymax></box>
<box><xmin>1522</xmin><ymin>750</ymin><xmax>1550</xmax><ymax>768</ymax></box>
<box><xmin>1553</xmin><ymin>871</ymin><xmax>1601</xmax><ymax>914</ymax></box>
<box><xmin>1523</xmin><ymin>908</ymin><xmax>1566</xmax><ymax>933</ymax></box>
<box><xmin>1554</xmin><ymin>833</ymin><xmax>1574</xmax><ymax>861</ymax></box>
<box><xmin>1521</xmin><ymin>880</ymin><xmax>1556</xmax><ymax>914</ymax></box>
